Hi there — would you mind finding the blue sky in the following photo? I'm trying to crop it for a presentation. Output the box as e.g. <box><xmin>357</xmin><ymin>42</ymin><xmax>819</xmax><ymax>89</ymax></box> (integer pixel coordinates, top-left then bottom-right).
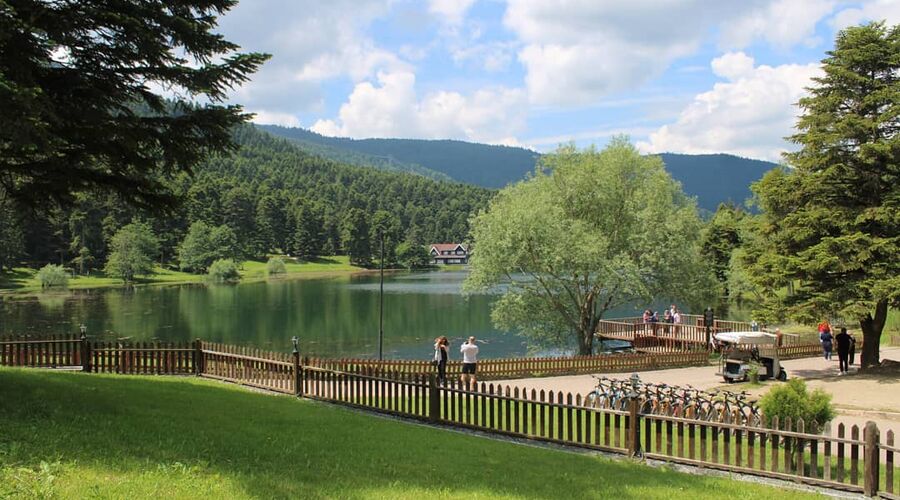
<box><xmin>217</xmin><ymin>0</ymin><xmax>900</xmax><ymax>161</ymax></box>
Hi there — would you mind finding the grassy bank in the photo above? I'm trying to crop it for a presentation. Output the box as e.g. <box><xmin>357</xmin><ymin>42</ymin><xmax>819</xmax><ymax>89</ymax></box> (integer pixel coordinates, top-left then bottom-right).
<box><xmin>0</xmin><ymin>256</ymin><xmax>363</xmax><ymax>294</ymax></box>
<box><xmin>0</xmin><ymin>368</ymin><xmax>818</xmax><ymax>499</ymax></box>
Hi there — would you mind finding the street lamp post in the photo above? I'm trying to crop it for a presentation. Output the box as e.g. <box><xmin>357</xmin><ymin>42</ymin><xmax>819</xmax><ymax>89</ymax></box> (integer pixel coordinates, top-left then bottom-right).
<box><xmin>378</xmin><ymin>231</ymin><xmax>385</xmax><ymax>361</ymax></box>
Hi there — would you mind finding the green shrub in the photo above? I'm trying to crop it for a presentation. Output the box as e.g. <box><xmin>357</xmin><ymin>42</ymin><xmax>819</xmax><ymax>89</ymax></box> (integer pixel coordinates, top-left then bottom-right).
<box><xmin>37</xmin><ymin>264</ymin><xmax>68</xmax><ymax>288</ymax></box>
<box><xmin>759</xmin><ymin>379</ymin><xmax>835</xmax><ymax>427</ymax></box>
<box><xmin>207</xmin><ymin>259</ymin><xmax>240</xmax><ymax>283</ymax></box>
<box><xmin>266</xmin><ymin>257</ymin><xmax>286</xmax><ymax>276</ymax></box>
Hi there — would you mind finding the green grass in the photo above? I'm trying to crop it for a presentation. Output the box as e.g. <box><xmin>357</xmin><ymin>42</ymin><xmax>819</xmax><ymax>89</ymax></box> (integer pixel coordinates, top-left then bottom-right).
<box><xmin>0</xmin><ymin>368</ymin><xmax>820</xmax><ymax>499</ymax></box>
<box><xmin>0</xmin><ymin>256</ymin><xmax>363</xmax><ymax>295</ymax></box>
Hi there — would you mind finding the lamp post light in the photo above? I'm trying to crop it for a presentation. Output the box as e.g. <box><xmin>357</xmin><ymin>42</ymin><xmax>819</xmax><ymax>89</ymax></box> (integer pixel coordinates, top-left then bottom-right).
<box><xmin>79</xmin><ymin>323</ymin><xmax>87</xmax><ymax>339</ymax></box>
<box><xmin>378</xmin><ymin>231</ymin><xmax>385</xmax><ymax>361</ymax></box>
<box><xmin>291</xmin><ymin>336</ymin><xmax>299</xmax><ymax>355</ymax></box>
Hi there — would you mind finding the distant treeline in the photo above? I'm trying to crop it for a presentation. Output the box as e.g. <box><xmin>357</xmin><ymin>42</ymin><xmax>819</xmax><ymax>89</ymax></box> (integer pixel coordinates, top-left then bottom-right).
<box><xmin>0</xmin><ymin>126</ymin><xmax>494</xmax><ymax>273</ymax></box>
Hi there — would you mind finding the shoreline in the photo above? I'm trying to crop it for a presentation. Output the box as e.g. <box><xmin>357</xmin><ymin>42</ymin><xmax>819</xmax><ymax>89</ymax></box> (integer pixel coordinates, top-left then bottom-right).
<box><xmin>0</xmin><ymin>264</ymin><xmax>408</xmax><ymax>299</ymax></box>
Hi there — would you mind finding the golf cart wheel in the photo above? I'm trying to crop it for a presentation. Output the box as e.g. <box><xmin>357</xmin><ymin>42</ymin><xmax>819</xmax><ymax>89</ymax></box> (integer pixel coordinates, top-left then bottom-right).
<box><xmin>777</xmin><ymin>370</ymin><xmax>787</xmax><ymax>381</ymax></box>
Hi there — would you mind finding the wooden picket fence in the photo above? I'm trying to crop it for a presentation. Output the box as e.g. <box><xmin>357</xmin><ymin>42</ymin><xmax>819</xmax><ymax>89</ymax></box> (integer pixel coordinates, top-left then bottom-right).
<box><xmin>303</xmin><ymin>350</ymin><xmax>709</xmax><ymax>380</ymax></box>
<box><xmin>0</xmin><ymin>334</ymin><xmax>83</xmax><ymax>368</ymax></box>
<box><xmin>298</xmin><ymin>369</ymin><xmax>898</xmax><ymax>497</ymax></box>
<box><xmin>1</xmin><ymin>334</ymin><xmax>898</xmax><ymax>496</ymax></box>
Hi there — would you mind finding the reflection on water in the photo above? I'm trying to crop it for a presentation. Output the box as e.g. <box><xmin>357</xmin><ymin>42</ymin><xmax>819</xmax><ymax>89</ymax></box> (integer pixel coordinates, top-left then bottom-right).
<box><xmin>0</xmin><ymin>272</ymin><xmax>517</xmax><ymax>359</ymax></box>
<box><xmin>0</xmin><ymin>271</ymin><xmax>650</xmax><ymax>359</ymax></box>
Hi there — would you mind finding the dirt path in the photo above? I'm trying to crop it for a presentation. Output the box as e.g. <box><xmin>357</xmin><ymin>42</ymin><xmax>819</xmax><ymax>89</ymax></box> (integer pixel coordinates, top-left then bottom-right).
<box><xmin>503</xmin><ymin>347</ymin><xmax>900</xmax><ymax>432</ymax></box>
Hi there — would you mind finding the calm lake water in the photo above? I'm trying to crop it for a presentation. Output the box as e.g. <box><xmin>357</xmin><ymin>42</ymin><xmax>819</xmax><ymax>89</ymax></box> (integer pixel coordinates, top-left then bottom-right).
<box><xmin>0</xmin><ymin>271</ymin><xmax>649</xmax><ymax>359</ymax></box>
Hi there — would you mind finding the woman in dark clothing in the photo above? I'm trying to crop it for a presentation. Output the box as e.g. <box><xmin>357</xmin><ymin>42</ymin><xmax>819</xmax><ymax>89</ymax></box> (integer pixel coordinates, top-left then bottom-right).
<box><xmin>433</xmin><ymin>336</ymin><xmax>449</xmax><ymax>385</ymax></box>
<box><xmin>848</xmin><ymin>333</ymin><xmax>856</xmax><ymax>365</ymax></box>
<box><xmin>820</xmin><ymin>328</ymin><xmax>834</xmax><ymax>360</ymax></box>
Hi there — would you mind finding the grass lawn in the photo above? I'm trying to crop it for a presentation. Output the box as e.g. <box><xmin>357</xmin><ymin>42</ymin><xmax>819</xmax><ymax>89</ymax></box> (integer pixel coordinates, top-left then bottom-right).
<box><xmin>0</xmin><ymin>368</ymin><xmax>820</xmax><ymax>499</ymax></box>
<box><xmin>0</xmin><ymin>256</ymin><xmax>364</xmax><ymax>295</ymax></box>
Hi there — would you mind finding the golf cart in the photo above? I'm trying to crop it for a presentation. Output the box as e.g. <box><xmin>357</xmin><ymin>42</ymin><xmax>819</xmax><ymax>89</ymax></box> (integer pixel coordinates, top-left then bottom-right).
<box><xmin>714</xmin><ymin>331</ymin><xmax>787</xmax><ymax>383</ymax></box>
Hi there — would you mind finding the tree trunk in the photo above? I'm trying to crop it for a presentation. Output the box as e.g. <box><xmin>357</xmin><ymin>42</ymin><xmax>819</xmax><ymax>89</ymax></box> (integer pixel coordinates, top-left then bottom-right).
<box><xmin>578</xmin><ymin>326</ymin><xmax>594</xmax><ymax>355</ymax></box>
<box><xmin>859</xmin><ymin>299</ymin><xmax>888</xmax><ymax>370</ymax></box>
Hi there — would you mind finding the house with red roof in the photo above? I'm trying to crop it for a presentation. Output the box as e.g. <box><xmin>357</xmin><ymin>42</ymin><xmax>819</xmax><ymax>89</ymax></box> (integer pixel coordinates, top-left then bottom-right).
<box><xmin>429</xmin><ymin>243</ymin><xmax>469</xmax><ymax>265</ymax></box>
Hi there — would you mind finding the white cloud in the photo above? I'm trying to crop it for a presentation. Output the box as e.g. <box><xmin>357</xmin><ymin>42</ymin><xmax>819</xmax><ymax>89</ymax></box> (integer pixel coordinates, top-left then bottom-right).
<box><xmin>639</xmin><ymin>52</ymin><xmax>822</xmax><ymax>161</ymax></box>
<box><xmin>719</xmin><ymin>0</ymin><xmax>837</xmax><ymax>49</ymax></box>
<box><xmin>451</xmin><ymin>41</ymin><xmax>516</xmax><ymax>72</ymax></box>
<box><xmin>218</xmin><ymin>0</ymin><xmax>400</xmax><ymax>114</ymax></box>
<box><xmin>428</xmin><ymin>0</ymin><xmax>477</xmax><ymax>26</ymax></box>
<box><xmin>500</xmin><ymin>1</ymin><xmax>862</xmax><ymax>107</ymax></box>
<box><xmin>311</xmin><ymin>71</ymin><xmax>527</xmax><ymax>145</ymax></box>
<box><xmin>711</xmin><ymin>52</ymin><xmax>756</xmax><ymax>80</ymax></box>
<box><xmin>831</xmin><ymin>0</ymin><xmax>900</xmax><ymax>29</ymax></box>
<box><xmin>503</xmin><ymin>1</ymin><xmax>762</xmax><ymax>106</ymax></box>
<box><xmin>249</xmin><ymin>110</ymin><xmax>302</xmax><ymax>128</ymax></box>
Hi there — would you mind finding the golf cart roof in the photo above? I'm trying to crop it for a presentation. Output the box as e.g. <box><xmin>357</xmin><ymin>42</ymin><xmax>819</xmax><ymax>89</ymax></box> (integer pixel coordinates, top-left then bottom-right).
<box><xmin>714</xmin><ymin>331</ymin><xmax>778</xmax><ymax>345</ymax></box>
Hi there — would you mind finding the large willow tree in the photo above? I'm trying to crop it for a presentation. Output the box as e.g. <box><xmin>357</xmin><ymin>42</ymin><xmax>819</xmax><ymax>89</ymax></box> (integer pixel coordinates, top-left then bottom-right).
<box><xmin>748</xmin><ymin>22</ymin><xmax>900</xmax><ymax>369</ymax></box>
<box><xmin>464</xmin><ymin>138</ymin><xmax>715</xmax><ymax>355</ymax></box>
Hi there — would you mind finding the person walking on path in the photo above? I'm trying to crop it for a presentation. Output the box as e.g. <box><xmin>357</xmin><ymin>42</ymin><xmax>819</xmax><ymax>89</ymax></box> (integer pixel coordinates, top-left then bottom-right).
<box><xmin>835</xmin><ymin>327</ymin><xmax>852</xmax><ymax>374</ymax></box>
<box><xmin>433</xmin><ymin>336</ymin><xmax>449</xmax><ymax>385</ymax></box>
<box><xmin>819</xmin><ymin>324</ymin><xmax>834</xmax><ymax>360</ymax></box>
<box><xmin>460</xmin><ymin>336</ymin><xmax>479</xmax><ymax>390</ymax></box>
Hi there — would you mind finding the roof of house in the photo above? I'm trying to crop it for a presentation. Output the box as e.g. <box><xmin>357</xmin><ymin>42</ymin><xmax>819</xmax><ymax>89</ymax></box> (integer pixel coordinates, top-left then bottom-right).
<box><xmin>429</xmin><ymin>243</ymin><xmax>466</xmax><ymax>252</ymax></box>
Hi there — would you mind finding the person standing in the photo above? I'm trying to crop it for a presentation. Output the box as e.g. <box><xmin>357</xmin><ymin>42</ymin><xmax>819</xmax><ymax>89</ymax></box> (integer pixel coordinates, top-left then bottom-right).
<box><xmin>433</xmin><ymin>336</ymin><xmax>449</xmax><ymax>385</ymax></box>
<box><xmin>835</xmin><ymin>327</ymin><xmax>851</xmax><ymax>374</ymax></box>
<box><xmin>820</xmin><ymin>326</ymin><xmax>834</xmax><ymax>360</ymax></box>
<box><xmin>849</xmin><ymin>332</ymin><xmax>857</xmax><ymax>365</ymax></box>
<box><xmin>460</xmin><ymin>336</ymin><xmax>479</xmax><ymax>390</ymax></box>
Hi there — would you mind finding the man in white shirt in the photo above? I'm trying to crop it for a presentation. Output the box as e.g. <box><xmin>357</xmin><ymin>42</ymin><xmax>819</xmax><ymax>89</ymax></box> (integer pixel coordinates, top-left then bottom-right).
<box><xmin>460</xmin><ymin>336</ymin><xmax>479</xmax><ymax>390</ymax></box>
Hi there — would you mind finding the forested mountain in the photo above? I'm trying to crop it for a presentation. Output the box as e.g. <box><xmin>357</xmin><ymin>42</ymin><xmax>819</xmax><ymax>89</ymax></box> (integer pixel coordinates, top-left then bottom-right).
<box><xmin>258</xmin><ymin>125</ymin><xmax>539</xmax><ymax>188</ymax></box>
<box><xmin>259</xmin><ymin>125</ymin><xmax>777</xmax><ymax>211</ymax></box>
<box><xmin>256</xmin><ymin>125</ymin><xmax>453</xmax><ymax>182</ymax></box>
<box><xmin>657</xmin><ymin>153</ymin><xmax>777</xmax><ymax>214</ymax></box>
<box><xmin>8</xmin><ymin>126</ymin><xmax>493</xmax><ymax>270</ymax></box>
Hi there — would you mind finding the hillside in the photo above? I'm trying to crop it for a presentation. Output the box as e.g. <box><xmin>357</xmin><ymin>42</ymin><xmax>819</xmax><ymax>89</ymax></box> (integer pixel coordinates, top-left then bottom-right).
<box><xmin>258</xmin><ymin>124</ymin><xmax>539</xmax><ymax>188</ymax></box>
<box><xmin>259</xmin><ymin>125</ymin><xmax>777</xmax><ymax>212</ymax></box>
<box><xmin>13</xmin><ymin>125</ymin><xmax>493</xmax><ymax>269</ymax></box>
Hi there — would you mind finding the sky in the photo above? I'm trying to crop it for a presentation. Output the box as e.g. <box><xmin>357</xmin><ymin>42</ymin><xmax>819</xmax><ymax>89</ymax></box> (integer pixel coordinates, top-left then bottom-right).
<box><xmin>215</xmin><ymin>0</ymin><xmax>900</xmax><ymax>162</ymax></box>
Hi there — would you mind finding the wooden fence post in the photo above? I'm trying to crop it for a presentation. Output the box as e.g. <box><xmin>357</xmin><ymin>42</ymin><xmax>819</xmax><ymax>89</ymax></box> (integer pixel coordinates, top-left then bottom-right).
<box><xmin>293</xmin><ymin>350</ymin><xmax>302</xmax><ymax>397</ymax></box>
<box><xmin>80</xmin><ymin>333</ymin><xmax>92</xmax><ymax>373</ymax></box>
<box><xmin>864</xmin><ymin>421</ymin><xmax>880</xmax><ymax>497</ymax></box>
<box><xmin>628</xmin><ymin>396</ymin><xmax>641</xmax><ymax>458</ymax></box>
<box><xmin>193</xmin><ymin>339</ymin><xmax>203</xmax><ymax>376</ymax></box>
<box><xmin>428</xmin><ymin>374</ymin><xmax>440</xmax><ymax>423</ymax></box>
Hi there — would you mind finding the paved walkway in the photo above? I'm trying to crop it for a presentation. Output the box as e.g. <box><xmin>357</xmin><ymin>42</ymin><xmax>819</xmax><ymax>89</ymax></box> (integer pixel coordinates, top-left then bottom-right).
<box><xmin>503</xmin><ymin>347</ymin><xmax>900</xmax><ymax>433</ymax></box>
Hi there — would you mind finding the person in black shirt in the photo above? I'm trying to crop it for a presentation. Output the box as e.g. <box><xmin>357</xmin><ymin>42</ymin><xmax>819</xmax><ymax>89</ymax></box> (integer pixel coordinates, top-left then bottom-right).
<box><xmin>835</xmin><ymin>327</ymin><xmax>852</xmax><ymax>374</ymax></box>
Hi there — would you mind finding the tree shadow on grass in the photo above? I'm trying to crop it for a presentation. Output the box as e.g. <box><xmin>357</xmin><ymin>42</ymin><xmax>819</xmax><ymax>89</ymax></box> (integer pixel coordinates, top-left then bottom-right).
<box><xmin>0</xmin><ymin>369</ymin><xmax>809</xmax><ymax>499</ymax></box>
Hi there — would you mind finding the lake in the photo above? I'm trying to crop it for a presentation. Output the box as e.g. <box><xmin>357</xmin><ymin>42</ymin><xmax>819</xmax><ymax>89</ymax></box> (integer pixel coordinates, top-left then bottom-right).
<box><xmin>0</xmin><ymin>271</ymin><xmax>649</xmax><ymax>359</ymax></box>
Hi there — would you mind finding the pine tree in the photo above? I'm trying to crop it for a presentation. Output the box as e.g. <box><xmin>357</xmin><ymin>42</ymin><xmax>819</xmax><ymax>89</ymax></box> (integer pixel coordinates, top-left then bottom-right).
<box><xmin>749</xmin><ymin>22</ymin><xmax>900</xmax><ymax>368</ymax></box>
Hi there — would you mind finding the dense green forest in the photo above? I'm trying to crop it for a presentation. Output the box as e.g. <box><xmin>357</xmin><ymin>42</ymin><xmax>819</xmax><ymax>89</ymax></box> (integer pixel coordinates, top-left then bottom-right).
<box><xmin>0</xmin><ymin>126</ymin><xmax>493</xmax><ymax>275</ymax></box>
<box><xmin>259</xmin><ymin>125</ymin><xmax>777</xmax><ymax>212</ymax></box>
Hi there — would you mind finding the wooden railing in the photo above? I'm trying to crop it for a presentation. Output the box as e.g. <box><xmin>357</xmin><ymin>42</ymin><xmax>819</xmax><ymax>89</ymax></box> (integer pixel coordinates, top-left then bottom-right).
<box><xmin>1</xmin><ymin>334</ymin><xmax>897</xmax><ymax>495</ymax></box>
<box><xmin>304</xmin><ymin>350</ymin><xmax>709</xmax><ymax>380</ymax></box>
<box><xmin>199</xmin><ymin>342</ymin><xmax>297</xmax><ymax>395</ymax></box>
<box><xmin>298</xmin><ymin>371</ymin><xmax>897</xmax><ymax>496</ymax></box>
<box><xmin>0</xmin><ymin>334</ymin><xmax>82</xmax><ymax>367</ymax></box>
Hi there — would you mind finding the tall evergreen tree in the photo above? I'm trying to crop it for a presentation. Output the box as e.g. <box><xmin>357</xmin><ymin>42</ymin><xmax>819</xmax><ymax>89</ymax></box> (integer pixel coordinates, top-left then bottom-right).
<box><xmin>0</xmin><ymin>193</ymin><xmax>24</xmax><ymax>271</ymax></box>
<box><xmin>341</xmin><ymin>208</ymin><xmax>371</xmax><ymax>267</ymax></box>
<box><xmin>0</xmin><ymin>0</ymin><xmax>268</xmax><ymax>209</ymax></box>
<box><xmin>747</xmin><ymin>22</ymin><xmax>900</xmax><ymax>368</ymax></box>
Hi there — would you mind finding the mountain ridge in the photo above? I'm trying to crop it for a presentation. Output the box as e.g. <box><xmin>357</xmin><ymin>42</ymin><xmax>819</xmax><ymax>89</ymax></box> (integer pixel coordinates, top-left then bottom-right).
<box><xmin>258</xmin><ymin>124</ymin><xmax>778</xmax><ymax>212</ymax></box>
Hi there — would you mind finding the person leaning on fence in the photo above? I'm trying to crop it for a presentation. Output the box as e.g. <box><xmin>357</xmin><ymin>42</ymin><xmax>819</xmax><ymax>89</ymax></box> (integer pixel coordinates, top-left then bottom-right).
<box><xmin>460</xmin><ymin>336</ymin><xmax>479</xmax><ymax>390</ymax></box>
<box><xmin>433</xmin><ymin>336</ymin><xmax>449</xmax><ymax>385</ymax></box>
<box><xmin>835</xmin><ymin>327</ymin><xmax>852</xmax><ymax>374</ymax></box>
